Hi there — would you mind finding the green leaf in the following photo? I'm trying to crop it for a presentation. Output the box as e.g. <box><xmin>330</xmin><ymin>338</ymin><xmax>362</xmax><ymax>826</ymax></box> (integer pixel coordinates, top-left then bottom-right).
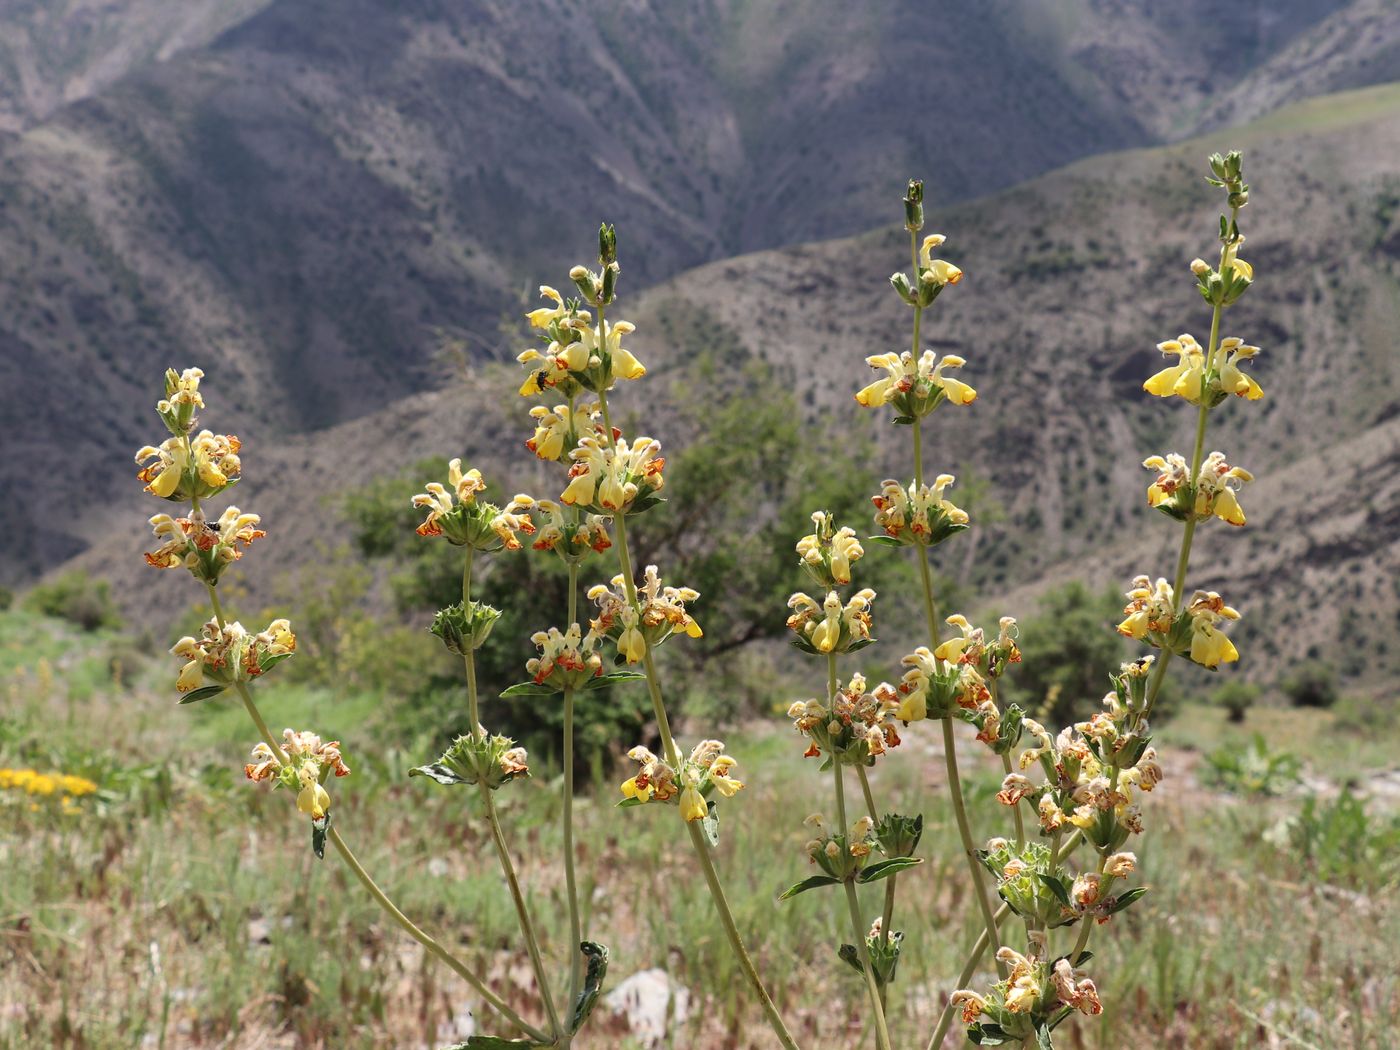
<box><xmin>864</xmin><ymin>535</ymin><xmax>906</xmax><ymax>548</ymax></box>
<box><xmin>311</xmin><ymin>814</ymin><xmax>330</xmax><ymax>860</ymax></box>
<box><xmin>702</xmin><ymin>801</ymin><xmax>720</xmax><ymax>847</ymax></box>
<box><xmin>858</xmin><ymin>857</ymin><xmax>923</xmax><ymax>883</ymax></box>
<box><xmin>409</xmin><ymin>763</ymin><xmax>469</xmax><ymax>786</ymax></box>
<box><xmin>968</xmin><ymin>1023</ymin><xmax>1011</xmax><ymax>1045</ymax></box>
<box><xmin>586</xmin><ymin>671</ymin><xmax>648</xmax><ymax>690</ymax></box>
<box><xmin>568</xmin><ymin>941</ymin><xmax>609</xmax><ymax>1034</ymax></box>
<box><xmin>257</xmin><ymin>652</ymin><xmax>294</xmax><ymax>674</ymax></box>
<box><xmin>444</xmin><ymin>1038</ymin><xmax>542</xmax><ymax>1049</ymax></box>
<box><xmin>836</xmin><ymin>943</ymin><xmax>864</xmax><ymax>976</ymax></box>
<box><xmin>615</xmin><ymin>796</ymin><xmax>646</xmax><ymax>809</ymax></box>
<box><xmin>779</xmin><ymin>874</ymin><xmax>840</xmax><ymax>900</ymax></box>
<box><xmin>1038</xmin><ymin>873</ymin><xmax>1072</xmax><ymax>907</ymax></box>
<box><xmin>891</xmin><ymin>415</ymin><xmax>916</xmax><ymax>425</ymax></box>
<box><xmin>1104</xmin><ymin>886</ymin><xmax>1148</xmax><ymax>914</ymax></box>
<box><xmin>500</xmin><ymin>681</ymin><xmax>558</xmax><ymax>698</ymax></box>
<box><xmin>176</xmin><ymin>684</ymin><xmax>227</xmax><ymax>705</ymax></box>
<box><xmin>845</xmin><ymin>637</ymin><xmax>877</xmax><ymax>653</ymax></box>
<box><xmin>1036</xmin><ymin>1023</ymin><xmax>1055</xmax><ymax>1050</ymax></box>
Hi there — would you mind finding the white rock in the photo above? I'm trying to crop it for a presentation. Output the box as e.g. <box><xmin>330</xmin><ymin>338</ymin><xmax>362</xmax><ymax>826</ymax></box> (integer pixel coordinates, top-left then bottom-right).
<box><xmin>603</xmin><ymin>968</ymin><xmax>691</xmax><ymax>1047</ymax></box>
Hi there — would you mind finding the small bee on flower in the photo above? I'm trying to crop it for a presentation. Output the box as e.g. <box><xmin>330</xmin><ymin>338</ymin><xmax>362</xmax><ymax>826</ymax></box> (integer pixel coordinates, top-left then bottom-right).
<box><xmin>870</xmin><ymin>475</ymin><xmax>969</xmax><ymax>546</ymax></box>
<box><xmin>411</xmin><ymin>460</ymin><xmax>536</xmax><ymax>549</ymax></box>
<box><xmin>143</xmin><ymin>507</ymin><xmax>265</xmax><ymax>583</ymax></box>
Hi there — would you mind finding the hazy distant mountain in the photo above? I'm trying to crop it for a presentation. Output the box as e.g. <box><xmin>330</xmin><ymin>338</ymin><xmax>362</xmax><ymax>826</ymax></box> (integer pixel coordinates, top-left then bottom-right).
<box><xmin>0</xmin><ymin>0</ymin><xmax>1392</xmax><ymax>582</ymax></box>
<box><xmin>71</xmin><ymin>83</ymin><xmax>1400</xmax><ymax>687</ymax></box>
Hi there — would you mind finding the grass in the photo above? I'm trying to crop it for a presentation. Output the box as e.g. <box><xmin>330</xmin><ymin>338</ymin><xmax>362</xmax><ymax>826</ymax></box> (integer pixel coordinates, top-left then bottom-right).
<box><xmin>2</xmin><ymin>608</ymin><xmax>1399</xmax><ymax>1048</ymax></box>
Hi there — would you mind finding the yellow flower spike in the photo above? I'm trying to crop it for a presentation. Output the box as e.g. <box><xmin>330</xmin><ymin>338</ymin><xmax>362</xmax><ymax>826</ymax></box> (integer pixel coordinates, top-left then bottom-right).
<box><xmin>680</xmin><ymin>784</ymin><xmax>708</xmax><ymax>822</ymax></box>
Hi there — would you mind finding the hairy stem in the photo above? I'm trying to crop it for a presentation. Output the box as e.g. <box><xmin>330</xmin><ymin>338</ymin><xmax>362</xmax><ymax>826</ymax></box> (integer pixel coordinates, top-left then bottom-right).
<box><xmin>597</xmin><ymin>384</ymin><xmax>798</xmax><ymax>1049</ymax></box>
<box><xmin>329</xmin><ymin>827</ymin><xmax>550</xmax><ymax>1043</ymax></box>
<box><xmin>481</xmin><ymin>785</ymin><xmax>563</xmax><ymax>1039</ymax></box>
<box><xmin>562</xmin><ymin>559</ymin><xmax>584</xmax><ymax>1017</ymax></box>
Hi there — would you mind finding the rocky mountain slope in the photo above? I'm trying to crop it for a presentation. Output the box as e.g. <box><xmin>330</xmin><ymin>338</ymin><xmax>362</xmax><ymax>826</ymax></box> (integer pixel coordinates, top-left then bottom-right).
<box><xmin>0</xmin><ymin>0</ymin><xmax>1390</xmax><ymax>582</ymax></box>
<box><xmin>72</xmin><ymin>83</ymin><xmax>1400</xmax><ymax>687</ymax></box>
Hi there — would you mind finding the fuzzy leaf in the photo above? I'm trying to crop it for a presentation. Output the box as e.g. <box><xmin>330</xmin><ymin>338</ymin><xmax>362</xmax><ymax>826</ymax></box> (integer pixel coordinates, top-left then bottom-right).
<box><xmin>1038</xmin><ymin>873</ymin><xmax>1072</xmax><ymax>907</ymax></box>
<box><xmin>1036</xmin><ymin>1024</ymin><xmax>1055</xmax><ymax>1050</ymax></box>
<box><xmin>614</xmin><ymin>796</ymin><xmax>646</xmax><ymax>809</ymax></box>
<box><xmin>864</xmin><ymin>535</ymin><xmax>906</xmax><ymax>548</ymax></box>
<box><xmin>176</xmin><ymin>684</ymin><xmax>228</xmax><ymax>705</ymax></box>
<box><xmin>257</xmin><ymin>652</ymin><xmax>294</xmax><ymax>674</ymax></box>
<box><xmin>409</xmin><ymin>763</ymin><xmax>469</xmax><ymax>786</ymax></box>
<box><xmin>858</xmin><ymin>857</ymin><xmax>923</xmax><ymax>883</ymax></box>
<box><xmin>1103</xmin><ymin>886</ymin><xmax>1148</xmax><ymax>914</ymax></box>
<box><xmin>445</xmin><ymin>1038</ymin><xmax>542</xmax><ymax>1049</ymax></box>
<box><xmin>845</xmin><ymin>637</ymin><xmax>877</xmax><ymax>653</ymax></box>
<box><xmin>500</xmin><ymin>681</ymin><xmax>558</xmax><ymax>697</ymax></box>
<box><xmin>837</xmin><ymin>943</ymin><xmax>864</xmax><ymax>975</ymax></box>
<box><xmin>702</xmin><ymin>801</ymin><xmax>720</xmax><ymax>847</ymax></box>
<box><xmin>565</xmin><ymin>941</ymin><xmax>610</xmax><ymax>1034</ymax></box>
<box><xmin>779</xmin><ymin>874</ymin><xmax>840</xmax><ymax>900</ymax></box>
<box><xmin>968</xmin><ymin>1023</ymin><xmax>1011</xmax><ymax>1045</ymax></box>
<box><xmin>586</xmin><ymin>671</ymin><xmax>648</xmax><ymax>690</ymax></box>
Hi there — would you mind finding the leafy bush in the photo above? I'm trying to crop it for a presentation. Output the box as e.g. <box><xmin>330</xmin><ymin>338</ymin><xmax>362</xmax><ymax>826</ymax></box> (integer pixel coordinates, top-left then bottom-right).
<box><xmin>1269</xmin><ymin>791</ymin><xmax>1400</xmax><ymax>891</ymax></box>
<box><xmin>1212</xmin><ymin>679</ymin><xmax>1259</xmax><ymax>723</ymax></box>
<box><xmin>24</xmin><ymin>570</ymin><xmax>121</xmax><ymax>632</ymax></box>
<box><xmin>1202</xmin><ymin>734</ymin><xmax>1300</xmax><ymax>796</ymax></box>
<box><xmin>1281</xmin><ymin>660</ymin><xmax>1339</xmax><ymax>708</ymax></box>
<box><xmin>1005</xmin><ymin>581</ymin><xmax>1129</xmax><ymax>727</ymax></box>
<box><xmin>0</xmin><ymin>584</ymin><xmax>12</xmax><ymax>610</ymax></box>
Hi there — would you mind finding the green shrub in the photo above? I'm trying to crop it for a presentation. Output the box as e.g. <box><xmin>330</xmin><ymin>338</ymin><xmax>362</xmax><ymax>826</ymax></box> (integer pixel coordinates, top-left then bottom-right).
<box><xmin>1202</xmin><ymin>734</ymin><xmax>1300</xmax><ymax>796</ymax></box>
<box><xmin>1281</xmin><ymin>660</ymin><xmax>1338</xmax><ymax>708</ymax></box>
<box><xmin>1269</xmin><ymin>790</ymin><xmax>1400</xmax><ymax>891</ymax></box>
<box><xmin>24</xmin><ymin>570</ymin><xmax>121</xmax><ymax>632</ymax></box>
<box><xmin>1212</xmin><ymin>679</ymin><xmax>1259</xmax><ymax>723</ymax></box>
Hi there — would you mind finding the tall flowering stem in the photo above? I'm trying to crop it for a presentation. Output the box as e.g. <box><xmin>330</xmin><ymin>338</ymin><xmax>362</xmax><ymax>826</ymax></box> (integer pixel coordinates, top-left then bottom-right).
<box><xmin>136</xmin><ymin>374</ymin><xmax>550</xmax><ymax>1043</ymax></box>
<box><xmin>562</xmin><ymin>558</ymin><xmax>584</xmax><ymax>1010</ymax></box>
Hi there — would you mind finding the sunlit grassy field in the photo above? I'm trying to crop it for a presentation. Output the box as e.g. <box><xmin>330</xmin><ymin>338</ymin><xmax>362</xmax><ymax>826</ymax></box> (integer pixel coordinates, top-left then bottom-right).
<box><xmin>3</xmin><ymin>607</ymin><xmax>1398</xmax><ymax>1049</ymax></box>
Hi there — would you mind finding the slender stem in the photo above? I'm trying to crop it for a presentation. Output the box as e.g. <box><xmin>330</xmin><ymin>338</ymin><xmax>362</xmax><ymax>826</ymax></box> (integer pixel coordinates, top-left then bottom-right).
<box><xmin>684</xmin><ymin>820</ymin><xmax>800</xmax><ymax>1050</ymax></box>
<box><xmin>993</xmin><ymin>683</ymin><xmax>1025</xmax><ymax>849</ymax></box>
<box><xmin>481</xmin><ymin>785</ymin><xmax>563</xmax><ymax>1039</ymax></box>
<box><xmin>941</xmin><ymin>717</ymin><xmax>1005</xmax><ymax>976</ymax></box>
<box><xmin>844</xmin><ymin>878</ymin><xmax>893</xmax><ymax>1050</ymax></box>
<box><xmin>329</xmin><ymin>827</ymin><xmax>550</xmax><ymax>1043</ymax></box>
<box><xmin>200</xmin><ymin>583</ymin><xmax>538</xmax><ymax>1037</ymax></box>
<box><xmin>562</xmin><ymin>560</ymin><xmax>583</xmax><ymax>1016</ymax></box>
<box><xmin>462</xmin><ymin>546</ymin><xmax>480</xmax><ymax>734</ymax></box>
<box><xmin>855</xmin><ymin>763</ymin><xmax>879</xmax><ymax>822</ymax></box>
<box><xmin>925</xmin><ymin>832</ymin><xmax>1083</xmax><ymax>1050</ymax></box>
<box><xmin>831</xmin><ymin>654</ymin><xmax>892</xmax><ymax>1049</ymax></box>
<box><xmin>598</xmin><ymin>382</ymin><xmax>797</xmax><ymax>1048</ymax></box>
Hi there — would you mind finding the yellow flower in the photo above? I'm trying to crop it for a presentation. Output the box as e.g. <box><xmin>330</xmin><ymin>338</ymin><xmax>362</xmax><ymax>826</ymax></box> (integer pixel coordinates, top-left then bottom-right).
<box><xmin>525</xmin><ymin>285</ymin><xmax>566</xmax><ymax>328</ymax></box>
<box><xmin>854</xmin><ymin>350</ymin><xmax>976</xmax><ymax>414</ymax></box>
<box><xmin>1194</xmin><ymin>450</ymin><xmax>1252</xmax><ymax>526</ymax></box>
<box><xmin>296</xmin><ymin>778</ymin><xmax>331</xmax><ymax>820</ymax></box>
<box><xmin>679</xmin><ymin>784</ymin><xmax>708</xmax><ymax>822</ymax></box>
<box><xmin>617</xmin><ymin>624</ymin><xmax>646</xmax><ymax>663</ymax></box>
<box><xmin>1143</xmin><ymin>334</ymin><xmax>1204</xmax><ymax>400</ymax></box>
<box><xmin>710</xmin><ymin>756</ymin><xmax>744</xmax><ymax>797</ymax></box>
<box><xmin>918</xmin><ymin>234</ymin><xmax>964</xmax><ymax>286</ymax></box>
<box><xmin>1217</xmin><ymin>337</ymin><xmax>1264</xmax><ymax>400</ymax></box>
<box><xmin>620</xmin><ymin>775</ymin><xmax>652</xmax><ymax>802</ymax></box>
<box><xmin>1186</xmin><ymin>590</ymin><xmax>1241</xmax><ymax>668</ymax></box>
